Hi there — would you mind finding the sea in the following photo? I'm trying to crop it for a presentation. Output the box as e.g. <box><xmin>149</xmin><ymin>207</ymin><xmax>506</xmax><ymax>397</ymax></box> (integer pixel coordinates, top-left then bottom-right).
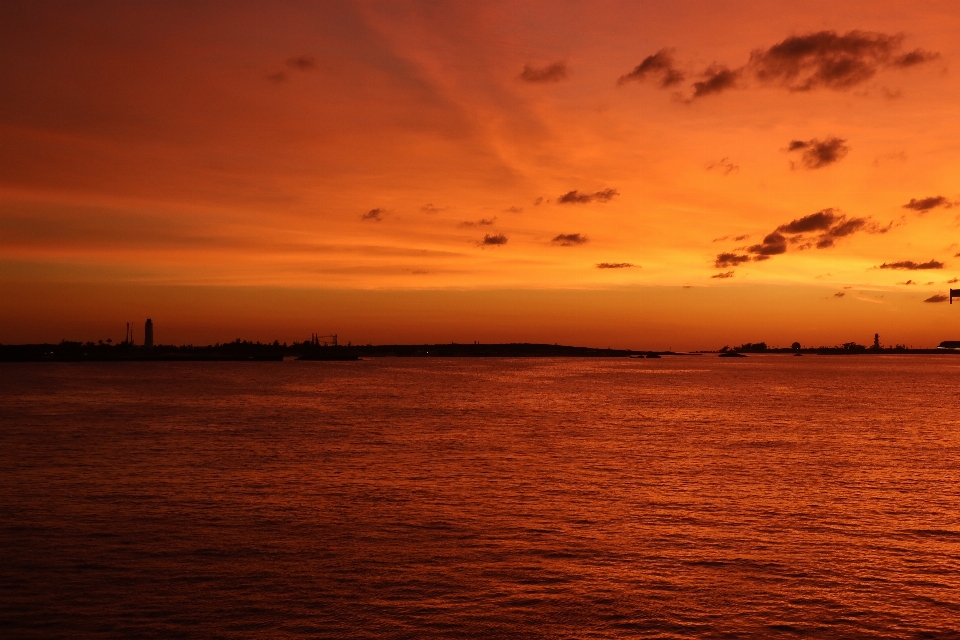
<box><xmin>2</xmin><ymin>356</ymin><xmax>960</xmax><ymax>638</ymax></box>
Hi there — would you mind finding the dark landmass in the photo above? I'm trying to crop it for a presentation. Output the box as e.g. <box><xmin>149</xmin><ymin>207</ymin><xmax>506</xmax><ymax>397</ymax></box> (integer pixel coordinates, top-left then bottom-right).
<box><xmin>2</xmin><ymin>340</ymin><xmax>958</xmax><ymax>362</ymax></box>
<box><xmin>0</xmin><ymin>341</ymin><xmax>675</xmax><ymax>362</ymax></box>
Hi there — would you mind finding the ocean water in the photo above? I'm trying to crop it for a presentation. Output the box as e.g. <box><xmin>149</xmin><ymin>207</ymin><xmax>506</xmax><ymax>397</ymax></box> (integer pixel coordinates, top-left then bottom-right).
<box><xmin>2</xmin><ymin>356</ymin><xmax>960</xmax><ymax>638</ymax></box>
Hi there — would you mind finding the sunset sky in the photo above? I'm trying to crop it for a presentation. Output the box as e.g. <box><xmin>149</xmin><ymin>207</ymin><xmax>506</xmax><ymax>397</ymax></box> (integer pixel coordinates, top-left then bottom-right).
<box><xmin>3</xmin><ymin>0</ymin><xmax>960</xmax><ymax>349</ymax></box>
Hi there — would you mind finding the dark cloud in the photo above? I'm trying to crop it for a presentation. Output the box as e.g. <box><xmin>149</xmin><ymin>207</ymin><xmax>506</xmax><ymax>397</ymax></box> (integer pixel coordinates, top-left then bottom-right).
<box><xmin>621</xmin><ymin>31</ymin><xmax>937</xmax><ymax>101</ymax></box>
<box><xmin>534</xmin><ymin>197</ymin><xmax>543</xmax><ymax>206</ymax></box>
<box><xmin>411</xmin><ymin>270</ymin><xmax>429</xmax><ymax>275</ymax></box>
<box><xmin>715</xmin><ymin>252</ymin><xmax>751</xmax><ymax>268</ymax></box>
<box><xmin>748</xmin><ymin>31</ymin><xmax>937</xmax><ymax>91</ymax></box>
<box><xmin>714</xmin><ymin>208</ymin><xmax>887</xmax><ymax>268</ymax></box>
<box><xmin>711</xmin><ymin>271</ymin><xmax>735</xmax><ymax>279</ymax></box>
<box><xmin>520</xmin><ymin>62</ymin><xmax>568</xmax><ymax>83</ymax></box>
<box><xmin>692</xmin><ymin>65</ymin><xmax>740</xmax><ymax>98</ymax></box>
<box><xmin>459</xmin><ymin>217</ymin><xmax>497</xmax><ymax>227</ymax></box>
<box><xmin>618</xmin><ymin>49</ymin><xmax>685</xmax><ymax>88</ymax></box>
<box><xmin>926</xmin><ymin>294</ymin><xmax>949</xmax><ymax>303</ymax></box>
<box><xmin>777</xmin><ymin>209</ymin><xmax>838</xmax><ymax>233</ymax></box>
<box><xmin>552</xmin><ymin>233</ymin><xmax>588</xmax><ymax>246</ymax></box>
<box><xmin>748</xmin><ymin>231</ymin><xmax>788</xmax><ymax>256</ymax></box>
<box><xmin>902</xmin><ymin>196</ymin><xmax>952</xmax><ymax>213</ymax></box>
<box><xmin>787</xmin><ymin>137</ymin><xmax>849</xmax><ymax>169</ymax></box>
<box><xmin>421</xmin><ymin>203</ymin><xmax>445</xmax><ymax>214</ymax></box>
<box><xmin>894</xmin><ymin>49</ymin><xmax>941</xmax><ymax>67</ymax></box>
<box><xmin>287</xmin><ymin>54</ymin><xmax>316</xmax><ymax>71</ymax></box>
<box><xmin>596</xmin><ymin>262</ymin><xmax>634</xmax><ymax>269</ymax></box>
<box><xmin>879</xmin><ymin>260</ymin><xmax>944</xmax><ymax>270</ymax></box>
<box><xmin>834</xmin><ymin>291</ymin><xmax>846</xmax><ymax>297</ymax></box>
<box><xmin>505</xmin><ymin>206</ymin><xmax>523</xmax><ymax>213</ymax></box>
<box><xmin>899</xmin><ymin>279</ymin><xmax>916</xmax><ymax>285</ymax></box>
<box><xmin>948</xmin><ymin>278</ymin><xmax>959</xmax><ymax>284</ymax></box>
<box><xmin>361</xmin><ymin>208</ymin><xmax>384</xmax><ymax>222</ymax></box>
<box><xmin>481</xmin><ymin>233</ymin><xmax>508</xmax><ymax>246</ymax></box>
<box><xmin>733</xmin><ymin>234</ymin><xmax>750</xmax><ymax>241</ymax></box>
<box><xmin>557</xmin><ymin>188</ymin><xmax>619</xmax><ymax>204</ymax></box>
<box><xmin>707</xmin><ymin>158</ymin><xmax>739</xmax><ymax>175</ymax></box>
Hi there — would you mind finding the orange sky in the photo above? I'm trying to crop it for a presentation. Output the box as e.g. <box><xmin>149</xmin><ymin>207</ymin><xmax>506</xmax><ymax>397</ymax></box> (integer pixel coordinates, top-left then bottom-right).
<box><xmin>3</xmin><ymin>0</ymin><xmax>960</xmax><ymax>349</ymax></box>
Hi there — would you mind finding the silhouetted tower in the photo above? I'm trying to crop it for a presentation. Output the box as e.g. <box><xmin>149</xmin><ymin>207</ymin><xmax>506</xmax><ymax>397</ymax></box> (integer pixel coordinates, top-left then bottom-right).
<box><xmin>873</xmin><ymin>333</ymin><xmax>880</xmax><ymax>349</ymax></box>
<box><xmin>145</xmin><ymin>318</ymin><xmax>154</xmax><ymax>349</ymax></box>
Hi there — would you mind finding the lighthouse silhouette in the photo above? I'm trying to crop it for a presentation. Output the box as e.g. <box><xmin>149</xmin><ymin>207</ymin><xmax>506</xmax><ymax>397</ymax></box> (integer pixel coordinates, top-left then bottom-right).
<box><xmin>144</xmin><ymin>319</ymin><xmax>154</xmax><ymax>349</ymax></box>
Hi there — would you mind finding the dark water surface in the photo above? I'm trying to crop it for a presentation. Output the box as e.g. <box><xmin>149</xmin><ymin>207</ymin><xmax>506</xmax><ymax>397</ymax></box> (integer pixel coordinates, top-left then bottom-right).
<box><xmin>3</xmin><ymin>356</ymin><xmax>960</xmax><ymax>638</ymax></box>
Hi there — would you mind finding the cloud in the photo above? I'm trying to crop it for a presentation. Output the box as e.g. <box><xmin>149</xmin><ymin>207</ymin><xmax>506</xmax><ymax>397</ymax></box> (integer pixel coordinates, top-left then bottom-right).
<box><xmin>534</xmin><ymin>197</ymin><xmax>543</xmax><ymax>206</ymax></box>
<box><xmin>714</xmin><ymin>208</ymin><xmax>888</xmax><ymax>268</ymax></box>
<box><xmin>552</xmin><ymin>233</ymin><xmax>588</xmax><ymax>246</ymax></box>
<box><xmin>948</xmin><ymin>278</ymin><xmax>959</xmax><ymax>284</ymax></box>
<box><xmin>787</xmin><ymin>138</ymin><xmax>849</xmax><ymax>169</ymax></box>
<box><xmin>557</xmin><ymin>188</ymin><xmax>619</xmax><ymax>204</ymax></box>
<box><xmin>596</xmin><ymin>262</ymin><xmax>635</xmax><ymax>269</ymax></box>
<box><xmin>899</xmin><ymin>279</ymin><xmax>916</xmax><ymax>285</ymax></box>
<box><xmin>715</xmin><ymin>252</ymin><xmax>751</xmax><ymax>268</ymax></box>
<box><xmin>520</xmin><ymin>62</ymin><xmax>568</xmax><ymax>83</ymax></box>
<box><xmin>621</xmin><ymin>31</ymin><xmax>938</xmax><ymax>100</ymax></box>
<box><xmin>692</xmin><ymin>65</ymin><xmax>740</xmax><ymax>97</ymax></box>
<box><xmin>834</xmin><ymin>291</ymin><xmax>846</xmax><ymax>297</ymax></box>
<box><xmin>747</xmin><ymin>231</ymin><xmax>788</xmax><ymax>256</ymax></box>
<box><xmin>747</xmin><ymin>31</ymin><xmax>938</xmax><ymax>91</ymax></box>
<box><xmin>618</xmin><ymin>49</ymin><xmax>684</xmax><ymax>87</ymax></box>
<box><xmin>459</xmin><ymin>217</ymin><xmax>496</xmax><ymax>227</ymax></box>
<box><xmin>879</xmin><ymin>260</ymin><xmax>944</xmax><ymax>270</ymax></box>
<box><xmin>711</xmin><ymin>271</ymin><xmax>735</xmax><ymax>279</ymax></box>
<box><xmin>361</xmin><ymin>208</ymin><xmax>384</xmax><ymax>222</ymax></box>
<box><xmin>707</xmin><ymin>158</ymin><xmax>739</xmax><ymax>175</ymax></box>
<box><xmin>925</xmin><ymin>294</ymin><xmax>949</xmax><ymax>303</ymax></box>
<box><xmin>505</xmin><ymin>206</ymin><xmax>523</xmax><ymax>213</ymax></box>
<box><xmin>287</xmin><ymin>54</ymin><xmax>316</xmax><ymax>71</ymax></box>
<box><xmin>266</xmin><ymin>71</ymin><xmax>287</xmax><ymax>83</ymax></box>
<box><xmin>421</xmin><ymin>203</ymin><xmax>445</xmax><ymax>214</ymax></box>
<box><xmin>902</xmin><ymin>196</ymin><xmax>952</xmax><ymax>213</ymax></box>
<box><xmin>480</xmin><ymin>233</ymin><xmax>507</xmax><ymax>246</ymax></box>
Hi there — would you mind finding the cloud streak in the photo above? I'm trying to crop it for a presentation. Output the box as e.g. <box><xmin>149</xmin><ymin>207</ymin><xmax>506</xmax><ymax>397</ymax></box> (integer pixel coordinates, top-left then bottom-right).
<box><xmin>879</xmin><ymin>260</ymin><xmax>944</xmax><ymax>270</ymax></box>
<box><xmin>902</xmin><ymin>196</ymin><xmax>952</xmax><ymax>213</ymax></box>
<box><xmin>361</xmin><ymin>208</ymin><xmax>385</xmax><ymax>222</ymax></box>
<box><xmin>596</xmin><ymin>262</ymin><xmax>635</xmax><ymax>269</ymax></box>
<box><xmin>552</xmin><ymin>233</ymin><xmax>588</xmax><ymax>246</ymax></box>
<box><xmin>557</xmin><ymin>189</ymin><xmax>619</xmax><ymax>204</ymax></box>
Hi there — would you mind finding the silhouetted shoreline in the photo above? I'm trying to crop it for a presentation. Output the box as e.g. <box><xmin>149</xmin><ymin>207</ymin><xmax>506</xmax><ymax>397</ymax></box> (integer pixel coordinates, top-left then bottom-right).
<box><xmin>1</xmin><ymin>341</ymin><xmax>959</xmax><ymax>362</ymax></box>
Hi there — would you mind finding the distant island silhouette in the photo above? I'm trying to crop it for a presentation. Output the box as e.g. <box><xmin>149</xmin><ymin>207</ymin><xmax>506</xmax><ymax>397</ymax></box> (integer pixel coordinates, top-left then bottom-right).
<box><xmin>1</xmin><ymin>339</ymin><xmax>958</xmax><ymax>362</ymax></box>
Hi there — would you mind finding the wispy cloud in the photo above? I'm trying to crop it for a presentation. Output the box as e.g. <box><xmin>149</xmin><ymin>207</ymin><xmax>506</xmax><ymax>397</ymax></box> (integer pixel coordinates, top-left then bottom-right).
<box><xmin>552</xmin><ymin>233</ymin><xmax>588</xmax><ymax>246</ymax></box>
<box><xmin>519</xmin><ymin>62</ymin><xmax>568</xmax><ymax>83</ymax></box>
<box><xmin>902</xmin><ymin>196</ymin><xmax>952</xmax><ymax>213</ymax></box>
<box><xmin>596</xmin><ymin>262</ymin><xmax>635</xmax><ymax>269</ymax></box>
<box><xmin>925</xmin><ymin>294</ymin><xmax>949</xmax><ymax>303</ymax></box>
<box><xmin>879</xmin><ymin>260</ymin><xmax>944</xmax><ymax>270</ymax></box>
<box><xmin>557</xmin><ymin>189</ymin><xmax>619</xmax><ymax>204</ymax></box>
<box><xmin>706</xmin><ymin>158</ymin><xmax>739</xmax><ymax>175</ymax></box>
<box><xmin>361</xmin><ymin>208</ymin><xmax>385</xmax><ymax>222</ymax></box>
<box><xmin>459</xmin><ymin>217</ymin><xmax>496</xmax><ymax>227</ymax></box>
<box><xmin>711</xmin><ymin>271</ymin><xmax>735</xmax><ymax>279</ymax></box>
<box><xmin>287</xmin><ymin>54</ymin><xmax>316</xmax><ymax>71</ymax></box>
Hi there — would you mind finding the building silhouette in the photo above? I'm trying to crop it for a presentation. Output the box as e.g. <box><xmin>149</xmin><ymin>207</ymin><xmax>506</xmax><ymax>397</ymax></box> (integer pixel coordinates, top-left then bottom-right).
<box><xmin>145</xmin><ymin>318</ymin><xmax>153</xmax><ymax>349</ymax></box>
